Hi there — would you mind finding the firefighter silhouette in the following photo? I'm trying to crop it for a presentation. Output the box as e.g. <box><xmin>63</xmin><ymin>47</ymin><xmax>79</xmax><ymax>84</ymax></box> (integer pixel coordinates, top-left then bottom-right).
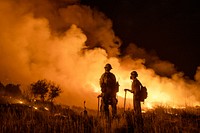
<box><xmin>130</xmin><ymin>71</ymin><xmax>144</xmax><ymax>133</ymax></box>
<box><xmin>99</xmin><ymin>63</ymin><xmax>119</xmax><ymax>118</ymax></box>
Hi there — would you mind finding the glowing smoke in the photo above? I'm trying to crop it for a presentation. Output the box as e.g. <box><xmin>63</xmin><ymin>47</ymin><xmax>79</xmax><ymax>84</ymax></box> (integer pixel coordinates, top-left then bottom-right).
<box><xmin>0</xmin><ymin>0</ymin><xmax>199</xmax><ymax>109</ymax></box>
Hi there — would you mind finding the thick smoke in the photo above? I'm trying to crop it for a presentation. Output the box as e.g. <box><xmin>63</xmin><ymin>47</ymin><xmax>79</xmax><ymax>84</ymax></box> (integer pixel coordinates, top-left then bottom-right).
<box><xmin>124</xmin><ymin>43</ymin><xmax>177</xmax><ymax>77</ymax></box>
<box><xmin>0</xmin><ymin>0</ymin><xmax>199</xmax><ymax>109</ymax></box>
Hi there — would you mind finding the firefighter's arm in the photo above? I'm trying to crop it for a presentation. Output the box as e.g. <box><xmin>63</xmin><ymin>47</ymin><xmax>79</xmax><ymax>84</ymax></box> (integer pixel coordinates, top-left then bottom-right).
<box><xmin>97</xmin><ymin>93</ymin><xmax>104</xmax><ymax>98</ymax></box>
<box><xmin>99</xmin><ymin>75</ymin><xmax>106</xmax><ymax>92</ymax></box>
<box><xmin>138</xmin><ymin>79</ymin><xmax>143</xmax><ymax>88</ymax></box>
<box><xmin>99</xmin><ymin>76</ymin><xmax>103</xmax><ymax>87</ymax></box>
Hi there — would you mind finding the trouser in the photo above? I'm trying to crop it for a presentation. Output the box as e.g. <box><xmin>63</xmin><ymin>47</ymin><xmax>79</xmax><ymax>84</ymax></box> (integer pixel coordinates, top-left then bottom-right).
<box><xmin>133</xmin><ymin>98</ymin><xmax>141</xmax><ymax>116</ymax></box>
<box><xmin>101</xmin><ymin>94</ymin><xmax>117</xmax><ymax>118</ymax></box>
<box><xmin>133</xmin><ymin>97</ymin><xmax>144</xmax><ymax>133</ymax></box>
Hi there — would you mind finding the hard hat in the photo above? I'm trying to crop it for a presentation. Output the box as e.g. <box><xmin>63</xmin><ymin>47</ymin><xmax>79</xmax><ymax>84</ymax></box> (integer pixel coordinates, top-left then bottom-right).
<box><xmin>104</xmin><ymin>63</ymin><xmax>112</xmax><ymax>69</ymax></box>
<box><xmin>131</xmin><ymin>71</ymin><xmax>138</xmax><ymax>77</ymax></box>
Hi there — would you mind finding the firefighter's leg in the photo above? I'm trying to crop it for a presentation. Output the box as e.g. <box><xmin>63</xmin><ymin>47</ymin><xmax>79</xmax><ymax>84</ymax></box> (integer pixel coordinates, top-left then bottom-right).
<box><xmin>133</xmin><ymin>98</ymin><xmax>142</xmax><ymax>116</ymax></box>
<box><xmin>111</xmin><ymin>97</ymin><xmax>117</xmax><ymax>118</ymax></box>
<box><xmin>104</xmin><ymin>102</ymin><xmax>109</xmax><ymax>118</ymax></box>
<box><xmin>100</xmin><ymin>98</ymin><xmax>103</xmax><ymax>112</ymax></box>
<box><xmin>134</xmin><ymin>99</ymin><xmax>144</xmax><ymax>133</ymax></box>
<box><xmin>103</xmin><ymin>97</ymin><xmax>109</xmax><ymax>118</ymax></box>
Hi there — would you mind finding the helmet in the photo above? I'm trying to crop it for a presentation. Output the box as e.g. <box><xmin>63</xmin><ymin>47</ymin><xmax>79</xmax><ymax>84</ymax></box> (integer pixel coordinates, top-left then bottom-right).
<box><xmin>131</xmin><ymin>71</ymin><xmax>138</xmax><ymax>77</ymax></box>
<box><xmin>104</xmin><ymin>63</ymin><xmax>112</xmax><ymax>69</ymax></box>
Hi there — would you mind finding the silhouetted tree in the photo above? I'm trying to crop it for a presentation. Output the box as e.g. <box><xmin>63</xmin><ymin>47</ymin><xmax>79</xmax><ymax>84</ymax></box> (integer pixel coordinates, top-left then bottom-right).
<box><xmin>5</xmin><ymin>83</ymin><xmax>22</xmax><ymax>97</ymax></box>
<box><xmin>0</xmin><ymin>82</ymin><xmax>5</xmax><ymax>95</ymax></box>
<box><xmin>30</xmin><ymin>79</ymin><xmax>49</xmax><ymax>102</ymax></box>
<box><xmin>21</xmin><ymin>86</ymin><xmax>33</xmax><ymax>102</ymax></box>
<box><xmin>48</xmin><ymin>83</ymin><xmax>62</xmax><ymax>102</ymax></box>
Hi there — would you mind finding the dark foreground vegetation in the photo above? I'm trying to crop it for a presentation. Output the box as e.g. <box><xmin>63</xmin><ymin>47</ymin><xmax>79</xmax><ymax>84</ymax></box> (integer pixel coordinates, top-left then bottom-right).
<box><xmin>0</xmin><ymin>102</ymin><xmax>199</xmax><ymax>133</ymax></box>
<box><xmin>0</xmin><ymin>80</ymin><xmax>199</xmax><ymax>132</ymax></box>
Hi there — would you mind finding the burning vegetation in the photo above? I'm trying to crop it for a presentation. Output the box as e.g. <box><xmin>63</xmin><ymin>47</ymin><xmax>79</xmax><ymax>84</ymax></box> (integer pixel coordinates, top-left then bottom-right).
<box><xmin>0</xmin><ymin>0</ymin><xmax>199</xmax><ymax>109</ymax></box>
<box><xmin>0</xmin><ymin>101</ymin><xmax>199</xmax><ymax>132</ymax></box>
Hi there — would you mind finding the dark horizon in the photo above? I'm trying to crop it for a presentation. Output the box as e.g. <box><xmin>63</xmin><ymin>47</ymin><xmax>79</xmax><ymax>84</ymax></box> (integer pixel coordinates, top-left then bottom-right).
<box><xmin>81</xmin><ymin>0</ymin><xmax>200</xmax><ymax>79</ymax></box>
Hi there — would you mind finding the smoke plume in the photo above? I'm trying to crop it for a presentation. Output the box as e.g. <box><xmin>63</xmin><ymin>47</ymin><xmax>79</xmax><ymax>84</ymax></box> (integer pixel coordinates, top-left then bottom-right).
<box><xmin>0</xmin><ymin>0</ymin><xmax>199</xmax><ymax>109</ymax></box>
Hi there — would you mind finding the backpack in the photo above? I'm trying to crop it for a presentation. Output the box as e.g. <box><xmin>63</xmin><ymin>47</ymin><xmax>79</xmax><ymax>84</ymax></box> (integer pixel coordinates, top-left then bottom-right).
<box><xmin>140</xmin><ymin>86</ymin><xmax>148</xmax><ymax>102</ymax></box>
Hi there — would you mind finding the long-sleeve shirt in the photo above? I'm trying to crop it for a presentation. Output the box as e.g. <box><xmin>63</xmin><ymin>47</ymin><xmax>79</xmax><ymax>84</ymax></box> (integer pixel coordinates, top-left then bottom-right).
<box><xmin>131</xmin><ymin>78</ymin><xmax>142</xmax><ymax>99</ymax></box>
<box><xmin>99</xmin><ymin>72</ymin><xmax>116</xmax><ymax>94</ymax></box>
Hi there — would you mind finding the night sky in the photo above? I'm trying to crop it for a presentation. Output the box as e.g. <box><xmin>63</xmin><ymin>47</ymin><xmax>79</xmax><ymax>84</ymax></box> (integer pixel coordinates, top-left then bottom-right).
<box><xmin>81</xmin><ymin>0</ymin><xmax>200</xmax><ymax>79</ymax></box>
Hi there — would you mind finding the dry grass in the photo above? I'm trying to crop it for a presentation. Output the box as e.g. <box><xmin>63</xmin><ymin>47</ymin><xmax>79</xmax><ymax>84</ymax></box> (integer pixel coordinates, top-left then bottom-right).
<box><xmin>0</xmin><ymin>104</ymin><xmax>199</xmax><ymax>133</ymax></box>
